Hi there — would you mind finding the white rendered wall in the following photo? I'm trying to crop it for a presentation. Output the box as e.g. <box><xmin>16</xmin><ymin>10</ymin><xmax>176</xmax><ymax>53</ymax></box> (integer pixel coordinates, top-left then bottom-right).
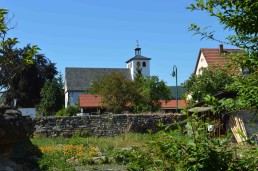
<box><xmin>195</xmin><ymin>53</ymin><xmax>208</xmax><ymax>75</ymax></box>
<box><xmin>127</xmin><ymin>60</ymin><xmax>150</xmax><ymax>80</ymax></box>
<box><xmin>65</xmin><ymin>92</ymin><xmax>69</xmax><ymax>108</ymax></box>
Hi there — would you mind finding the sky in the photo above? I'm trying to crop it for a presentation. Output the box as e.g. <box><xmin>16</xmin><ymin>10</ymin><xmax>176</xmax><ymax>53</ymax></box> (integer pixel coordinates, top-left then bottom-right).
<box><xmin>1</xmin><ymin>0</ymin><xmax>235</xmax><ymax>85</ymax></box>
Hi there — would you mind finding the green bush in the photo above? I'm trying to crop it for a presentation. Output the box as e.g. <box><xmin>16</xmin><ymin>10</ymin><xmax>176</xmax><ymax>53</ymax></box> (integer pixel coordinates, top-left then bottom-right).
<box><xmin>56</xmin><ymin>108</ymin><xmax>66</xmax><ymax>116</ymax></box>
<box><xmin>66</xmin><ymin>105</ymin><xmax>79</xmax><ymax>116</ymax></box>
<box><xmin>56</xmin><ymin>105</ymin><xmax>79</xmax><ymax>116</ymax></box>
<box><xmin>118</xmin><ymin>113</ymin><xmax>258</xmax><ymax>171</ymax></box>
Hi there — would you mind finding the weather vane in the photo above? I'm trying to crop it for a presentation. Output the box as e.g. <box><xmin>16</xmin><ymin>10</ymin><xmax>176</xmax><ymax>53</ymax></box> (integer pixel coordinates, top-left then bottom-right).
<box><xmin>136</xmin><ymin>40</ymin><xmax>139</xmax><ymax>48</ymax></box>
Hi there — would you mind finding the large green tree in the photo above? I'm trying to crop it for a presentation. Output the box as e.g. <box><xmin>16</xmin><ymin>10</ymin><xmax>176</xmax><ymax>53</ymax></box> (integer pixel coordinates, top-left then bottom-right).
<box><xmin>90</xmin><ymin>72</ymin><xmax>137</xmax><ymax>113</ymax></box>
<box><xmin>1</xmin><ymin>44</ymin><xmax>57</xmax><ymax>107</ymax></box>
<box><xmin>90</xmin><ymin>72</ymin><xmax>171</xmax><ymax>113</ymax></box>
<box><xmin>188</xmin><ymin>0</ymin><xmax>258</xmax><ymax>112</ymax></box>
<box><xmin>0</xmin><ymin>9</ymin><xmax>57</xmax><ymax>107</ymax></box>
<box><xmin>0</xmin><ymin>9</ymin><xmax>39</xmax><ymax>89</ymax></box>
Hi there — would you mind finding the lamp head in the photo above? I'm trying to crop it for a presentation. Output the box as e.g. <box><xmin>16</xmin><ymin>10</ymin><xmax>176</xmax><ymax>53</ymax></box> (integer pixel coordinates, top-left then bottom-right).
<box><xmin>171</xmin><ymin>65</ymin><xmax>177</xmax><ymax>77</ymax></box>
<box><xmin>171</xmin><ymin>71</ymin><xmax>176</xmax><ymax>77</ymax></box>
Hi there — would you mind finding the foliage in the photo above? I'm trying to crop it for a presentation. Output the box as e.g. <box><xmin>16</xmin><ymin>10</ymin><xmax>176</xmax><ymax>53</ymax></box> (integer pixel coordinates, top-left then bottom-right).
<box><xmin>184</xmin><ymin>67</ymin><xmax>233</xmax><ymax>103</ymax></box>
<box><xmin>31</xmin><ymin>133</ymin><xmax>149</xmax><ymax>170</ymax></box>
<box><xmin>0</xmin><ymin>9</ymin><xmax>40</xmax><ymax>90</ymax></box>
<box><xmin>89</xmin><ymin>72</ymin><xmax>138</xmax><ymax>113</ymax></box>
<box><xmin>227</xmin><ymin>70</ymin><xmax>258</xmax><ymax>111</ymax></box>
<box><xmin>32</xmin><ymin>124</ymin><xmax>258</xmax><ymax>170</ymax></box>
<box><xmin>56</xmin><ymin>108</ymin><xmax>66</xmax><ymax>116</ymax></box>
<box><xmin>134</xmin><ymin>61</ymin><xmax>143</xmax><ymax>82</ymax></box>
<box><xmin>115</xmin><ymin>114</ymin><xmax>258</xmax><ymax>171</ymax></box>
<box><xmin>187</xmin><ymin>0</ymin><xmax>258</xmax><ymax>52</ymax></box>
<box><xmin>39</xmin><ymin>77</ymin><xmax>64</xmax><ymax>116</ymax></box>
<box><xmin>56</xmin><ymin>105</ymin><xmax>79</xmax><ymax>116</ymax></box>
<box><xmin>188</xmin><ymin>0</ymin><xmax>258</xmax><ymax>112</ymax></box>
<box><xmin>229</xmin><ymin>146</ymin><xmax>258</xmax><ymax>171</ymax></box>
<box><xmin>3</xmin><ymin>47</ymin><xmax>57</xmax><ymax>107</ymax></box>
<box><xmin>0</xmin><ymin>9</ymin><xmax>57</xmax><ymax>107</ymax></box>
<box><xmin>65</xmin><ymin>105</ymin><xmax>79</xmax><ymax>116</ymax></box>
<box><xmin>89</xmin><ymin>72</ymin><xmax>171</xmax><ymax>113</ymax></box>
<box><xmin>132</xmin><ymin>76</ymin><xmax>171</xmax><ymax>113</ymax></box>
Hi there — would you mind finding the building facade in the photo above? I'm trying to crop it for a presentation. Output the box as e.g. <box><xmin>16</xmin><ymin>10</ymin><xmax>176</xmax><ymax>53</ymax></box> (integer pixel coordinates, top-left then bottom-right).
<box><xmin>64</xmin><ymin>46</ymin><xmax>151</xmax><ymax>107</ymax></box>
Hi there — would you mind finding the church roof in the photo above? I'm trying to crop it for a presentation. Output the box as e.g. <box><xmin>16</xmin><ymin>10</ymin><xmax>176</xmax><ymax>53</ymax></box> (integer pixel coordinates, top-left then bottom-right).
<box><xmin>65</xmin><ymin>67</ymin><xmax>131</xmax><ymax>92</ymax></box>
<box><xmin>125</xmin><ymin>55</ymin><xmax>151</xmax><ymax>63</ymax></box>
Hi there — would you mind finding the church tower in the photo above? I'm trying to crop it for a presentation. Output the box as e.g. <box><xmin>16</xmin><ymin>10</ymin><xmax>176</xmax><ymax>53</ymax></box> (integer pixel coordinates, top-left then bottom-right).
<box><xmin>126</xmin><ymin>43</ymin><xmax>151</xmax><ymax>80</ymax></box>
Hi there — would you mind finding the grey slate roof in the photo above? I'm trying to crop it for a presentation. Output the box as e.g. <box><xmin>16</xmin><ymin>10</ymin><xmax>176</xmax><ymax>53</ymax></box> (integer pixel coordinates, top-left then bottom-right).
<box><xmin>125</xmin><ymin>55</ymin><xmax>151</xmax><ymax>63</ymax></box>
<box><xmin>65</xmin><ymin>68</ymin><xmax>131</xmax><ymax>92</ymax></box>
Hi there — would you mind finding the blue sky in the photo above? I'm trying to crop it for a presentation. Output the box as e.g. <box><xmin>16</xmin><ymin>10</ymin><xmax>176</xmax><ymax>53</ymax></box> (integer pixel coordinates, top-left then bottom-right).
<box><xmin>2</xmin><ymin>0</ymin><xmax>235</xmax><ymax>85</ymax></box>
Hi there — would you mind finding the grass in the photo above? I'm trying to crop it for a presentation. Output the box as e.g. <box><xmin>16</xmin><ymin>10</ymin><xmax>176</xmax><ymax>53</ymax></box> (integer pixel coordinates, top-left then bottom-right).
<box><xmin>31</xmin><ymin>133</ymin><xmax>150</xmax><ymax>170</ymax></box>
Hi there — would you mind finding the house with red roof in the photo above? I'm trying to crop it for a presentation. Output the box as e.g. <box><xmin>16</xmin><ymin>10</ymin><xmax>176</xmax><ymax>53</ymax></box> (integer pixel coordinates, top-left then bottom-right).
<box><xmin>194</xmin><ymin>44</ymin><xmax>241</xmax><ymax>75</ymax></box>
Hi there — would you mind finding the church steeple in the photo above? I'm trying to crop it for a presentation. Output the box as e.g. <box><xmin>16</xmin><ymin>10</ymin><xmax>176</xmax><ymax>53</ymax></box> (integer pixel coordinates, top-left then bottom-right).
<box><xmin>126</xmin><ymin>41</ymin><xmax>151</xmax><ymax>80</ymax></box>
<box><xmin>135</xmin><ymin>40</ymin><xmax>141</xmax><ymax>55</ymax></box>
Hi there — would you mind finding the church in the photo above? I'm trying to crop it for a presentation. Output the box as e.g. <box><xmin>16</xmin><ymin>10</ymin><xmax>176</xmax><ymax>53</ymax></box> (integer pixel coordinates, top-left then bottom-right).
<box><xmin>64</xmin><ymin>45</ymin><xmax>151</xmax><ymax>108</ymax></box>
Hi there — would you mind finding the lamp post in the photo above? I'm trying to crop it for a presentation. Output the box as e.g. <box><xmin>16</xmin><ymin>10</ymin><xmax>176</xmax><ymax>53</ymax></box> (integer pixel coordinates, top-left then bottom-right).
<box><xmin>171</xmin><ymin>65</ymin><xmax>178</xmax><ymax>113</ymax></box>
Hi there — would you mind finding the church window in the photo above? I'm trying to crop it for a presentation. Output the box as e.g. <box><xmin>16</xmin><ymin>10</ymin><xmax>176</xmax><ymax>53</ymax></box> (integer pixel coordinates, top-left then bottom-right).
<box><xmin>142</xmin><ymin>62</ymin><xmax>146</xmax><ymax>67</ymax></box>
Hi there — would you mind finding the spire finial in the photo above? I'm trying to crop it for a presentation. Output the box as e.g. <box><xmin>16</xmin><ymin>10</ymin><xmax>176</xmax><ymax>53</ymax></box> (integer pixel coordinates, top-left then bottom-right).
<box><xmin>136</xmin><ymin>40</ymin><xmax>139</xmax><ymax>48</ymax></box>
<box><xmin>135</xmin><ymin>40</ymin><xmax>141</xmax><ymax>56</ymax></box>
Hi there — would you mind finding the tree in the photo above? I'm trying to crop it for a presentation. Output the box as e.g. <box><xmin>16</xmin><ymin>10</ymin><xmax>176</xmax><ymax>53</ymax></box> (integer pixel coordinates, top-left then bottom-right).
<box><xmin>183</xmin><ymin>67</ymin><xmax>234</xmax><ymax>102</ymax></box>
<box><xmin>2</xmin><ymin>45</ymin><xmax>57</xmax><ymax>107</ymax></box>
<box><xmin>188</xmin><ymin>1</ymin><xmax>258</xmax><ymax>53</ymax></box>
<box><xmin>0</xmin><ymin>9</ymin><xmax>57</xmax><ymax>107</ymax></box>
<box><xmin>134</xmin><ymin>62</ymin><xmax>143</xmax><ymax>82</ymax></box>
<box><xmin>0</xmin><ymin>9</ymin><xmax>40</xmax><ymax>89</ymax></box>
<box><xmin>90</xmin><ymin>72</ymin><xmax>137</xmax><ymax>113</ymax></box>
<box><xmin>90</xmin><ymin>72</ymin><xmax>171</xmax><ymax>113</ymax></box>
<box><xmin>188</xmin><ymin>0</ymin><xmax>258</xmax><ymax>111</ymax></box>
<box><xmin>39</xmin><ymin>77</ymin><xmax>63</xmax><ymax>116</ymax></box>
<box><xmin>132</xmin><ymin>76</ymin><xmax>171</xmax><ymax>113</ymax></box>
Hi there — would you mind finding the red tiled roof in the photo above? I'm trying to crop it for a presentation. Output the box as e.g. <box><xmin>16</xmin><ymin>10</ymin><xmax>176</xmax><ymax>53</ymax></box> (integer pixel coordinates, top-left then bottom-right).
<box><xmin>79</xmin><ymin>94</ymin><xmax>187</xmax><ymax>109</ymax></box>
<box><xmin>79</xmin><ymin>94</ymin><xmax>102</xmax><ymax>108</ymax></box>
<box><xmin>194</xmin><ymin>47</ymin><xmax>241</xmax><ymax>74</ymax></box>
<box><xmin>160</xmin><ymin>100</ymin><xmax>187</xmax><ymax>108</ymax></box>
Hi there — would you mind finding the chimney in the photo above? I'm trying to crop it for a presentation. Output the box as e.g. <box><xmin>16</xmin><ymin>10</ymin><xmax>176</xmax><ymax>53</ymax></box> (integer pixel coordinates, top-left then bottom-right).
<box><xmin>219</xmin><ymin>44</ymin><xmax>223</xmax><ymax>54</ymax></box>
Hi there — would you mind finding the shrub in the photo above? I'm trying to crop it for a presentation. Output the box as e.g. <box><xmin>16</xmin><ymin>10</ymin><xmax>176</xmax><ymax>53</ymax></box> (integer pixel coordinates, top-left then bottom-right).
<box><xmin>121</xmin><ymin>113</ymin><xmax>258</xmax><ymax>171</ymax></box>
<box><xmin>56</xmin><ymin>108</ymin><xmax>66</xmax><ymax>116</ymax></box>
<box><xmin>65</xmin><ymin>105</ymin><xmax>79</xmax><ymax>116</ymax></box>
<box><xmin>56</xmin><ymin>105</ymin><xmax>79</xmax><ymax>116</ymax></box>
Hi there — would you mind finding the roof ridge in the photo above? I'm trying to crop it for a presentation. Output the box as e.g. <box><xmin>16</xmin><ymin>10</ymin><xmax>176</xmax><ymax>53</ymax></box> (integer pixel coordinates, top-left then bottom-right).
<box><xmin>65</xmin><ymin>67</ymin><xmax>129</xmax><ymax>69</ymax></box>
<box><xmin>200</xmin><ymin>48</ymin><xmax>240</xmax><ymax>50</ymax></box>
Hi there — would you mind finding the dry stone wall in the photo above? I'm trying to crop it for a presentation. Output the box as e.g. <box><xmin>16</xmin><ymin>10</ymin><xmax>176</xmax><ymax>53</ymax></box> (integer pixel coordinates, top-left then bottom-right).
<box><xmin>33</xmin><ymin>114</ymin><xmax>186</xmax><ymax>137</ymax></box>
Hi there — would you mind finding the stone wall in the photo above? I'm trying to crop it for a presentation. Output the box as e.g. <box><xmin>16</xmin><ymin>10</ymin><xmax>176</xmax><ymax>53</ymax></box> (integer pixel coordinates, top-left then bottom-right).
<box><xmin>33</xmin><ymin>114</ymin><xmax>186</xmax><ymax>137</ymax></box>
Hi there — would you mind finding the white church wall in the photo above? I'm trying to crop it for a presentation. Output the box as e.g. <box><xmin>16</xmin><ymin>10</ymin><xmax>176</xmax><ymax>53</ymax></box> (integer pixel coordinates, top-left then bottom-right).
<box><xmin>128</xmin><ymin>60</ymin><xmax>150</xmax><ymax>80</ymax></box>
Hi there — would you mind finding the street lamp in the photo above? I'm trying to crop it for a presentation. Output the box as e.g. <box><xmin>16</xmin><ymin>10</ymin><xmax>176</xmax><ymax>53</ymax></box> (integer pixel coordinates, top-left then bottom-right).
<box><xmin>171</xmin><ymin>65</ymin><xmax>178</xmax><ymax>113</ymax></box>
